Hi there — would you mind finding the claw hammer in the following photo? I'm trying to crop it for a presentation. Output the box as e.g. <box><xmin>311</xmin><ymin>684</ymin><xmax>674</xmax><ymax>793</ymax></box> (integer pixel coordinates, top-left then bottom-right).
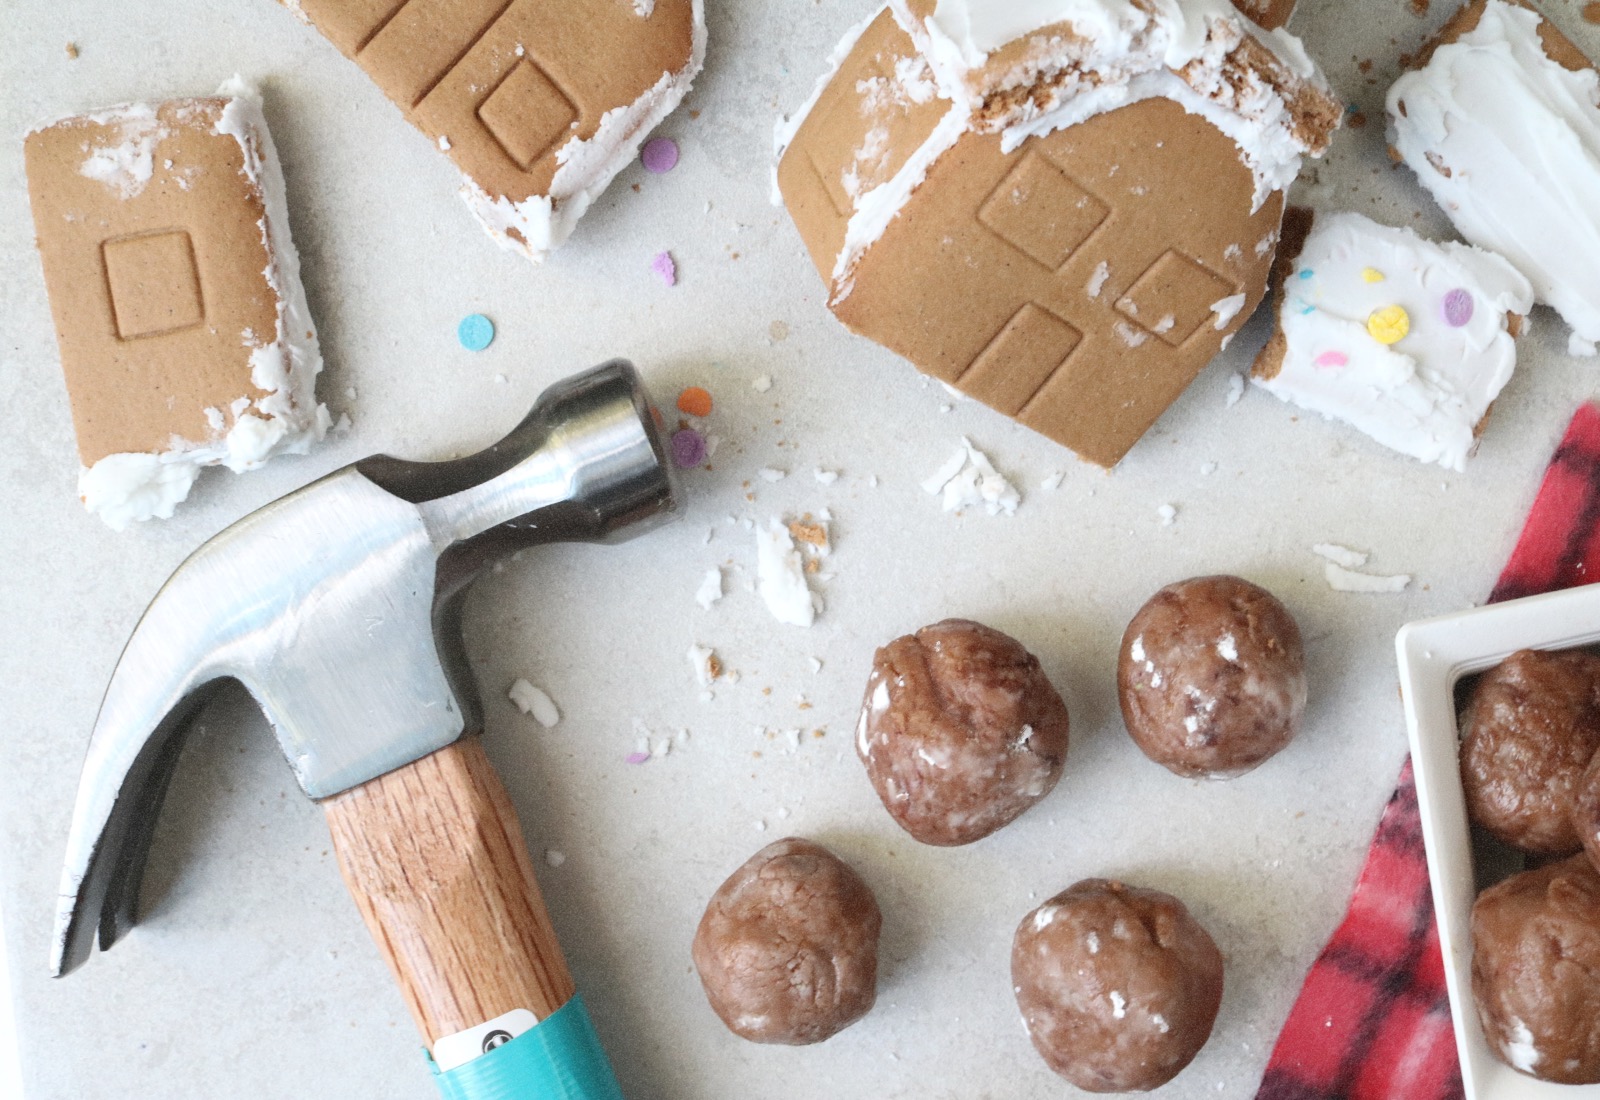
<box><xmin>52</xmin><ymin>361</ymin><xmax>681</xmax><ymax>1097</ymax></box>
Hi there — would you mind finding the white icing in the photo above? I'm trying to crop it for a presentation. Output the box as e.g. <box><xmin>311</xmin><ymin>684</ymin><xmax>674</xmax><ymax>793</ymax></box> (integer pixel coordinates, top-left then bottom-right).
<box><xmin>923</xmin><ymin>438</ymin><xmax>1020</xmax><ymax>515</ymax></box>
<box><xmin>1503</xmin><ymin>1017</ymin><xmax>1541</xmax><ymax>1074</ymax></box>
<box><xmin>463</xmin><ymin>0</ymin><xmax>705</xmax><ymax>260</ymax></box>
<box><xmin>1253</xmin><ymin>212</ymin><xmax>1532</xmax><ymax>471</ymax></box>
<box><xmin>694</xmin><ymin>566</ymin><xmax>723</xmax><ymax>609</ymax></box>
<box><xmin>508</xmin><ymin>679</ymin><xmax>561</xmax><ymax>727</ymax></box>
<box><xmin>78</xmin><ymin>79</ymin><xmax>328</xmax><ymax>530</ymax></box>
<box><xmin>1217</xmin><ymin>634</ymin><xmax>1238</xmax><ymax>661</ymax></box>
<box><xmin>75</xmin><ymin>103</ymin><xmax>162</xmax><ymax>199</ymax></box>
<box><xmin>1312</xmin><ymin>542</ymin><xmax>1368</xmax><ymax>569</ymax></box>
<box><xmin>687</xmin><ymin>644</ymin><xmax>718</xmax><ymax>685</ymax></box>
<box><xmin>1388</xmin><ymin>1</ymin><xmax>1600</xmax><ymax>345</ymax></box>
<box><xmin>1109</xmin><ymin>990</ymin><xmax>1127</xmax><ymax>1019</ymax></box>
<box><xmin>1211</xmin><ymin>292</ymin><xmax>1247</xmax><ymax>329</ymax></box>
<box><xmin>1324</xmin><ymin>561</ymin><xmax>1410</xmax><ymax>593</ymax></box>
<box><xmin>756</xmin><ymin>518</ymin><xmax>818</xmax><ymax>626</ymax></box>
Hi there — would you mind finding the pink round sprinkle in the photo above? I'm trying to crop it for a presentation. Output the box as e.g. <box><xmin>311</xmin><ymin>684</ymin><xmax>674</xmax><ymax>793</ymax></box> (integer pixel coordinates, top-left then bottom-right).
<box><xmin>641</xmin><ymin>137</ymin><xmax>679</xmax><ymax>174</ymax></box>
<box><xmin>1313</xmin><ymin>350</ymin><xmax>1349</xmax><ymax>370</ymax></box>
<box><xmin>624</xmin><ymin>751</ymin><xmax>651</xmax><ymax>765</ymax></box>
<box><xmin>671</xmin><ymin>428</ymin><xmax>706</xmax><ymax>468</ymax></box>
<box><xmin>1442</xmin><ymin>288</ymin><xmax>1474</xmax><ymax>327</ymax></box>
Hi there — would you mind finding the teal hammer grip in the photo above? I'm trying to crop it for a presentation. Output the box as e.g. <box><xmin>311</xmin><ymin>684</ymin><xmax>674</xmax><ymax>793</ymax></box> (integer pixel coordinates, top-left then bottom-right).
<box><xmin>430</xmin><ymin>995</ymin><xmax>623</xmax><ymax>1100</ymax></box>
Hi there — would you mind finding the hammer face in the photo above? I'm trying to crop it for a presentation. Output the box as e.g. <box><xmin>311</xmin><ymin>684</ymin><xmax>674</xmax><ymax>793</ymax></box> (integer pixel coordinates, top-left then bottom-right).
<box><xmin>54</xmin><ymin>360</ymin><xmax>680</xmax><ymax>975</ymax></box>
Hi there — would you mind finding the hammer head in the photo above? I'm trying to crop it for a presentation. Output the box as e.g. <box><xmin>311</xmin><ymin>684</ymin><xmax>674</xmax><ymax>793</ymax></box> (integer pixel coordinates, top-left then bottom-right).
<box><xmin>53</xmin><ymin>360</ymin><xmax>680</xmax><ymax>976</ymax></box>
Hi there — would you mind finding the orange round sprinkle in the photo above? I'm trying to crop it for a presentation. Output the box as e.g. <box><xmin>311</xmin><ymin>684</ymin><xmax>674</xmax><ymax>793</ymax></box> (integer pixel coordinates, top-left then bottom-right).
<box><xmin>677</xmin><ymin>386</ymin><xmax>713</xmax><ymax>418</ymax></box>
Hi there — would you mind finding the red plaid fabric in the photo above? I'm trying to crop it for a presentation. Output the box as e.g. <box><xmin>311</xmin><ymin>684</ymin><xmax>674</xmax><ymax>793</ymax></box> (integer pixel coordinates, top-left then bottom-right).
<box><xmin>1256</xmin><ymin>403</ymin><xmax>1600</xmax><ymax>1100</ymax></box>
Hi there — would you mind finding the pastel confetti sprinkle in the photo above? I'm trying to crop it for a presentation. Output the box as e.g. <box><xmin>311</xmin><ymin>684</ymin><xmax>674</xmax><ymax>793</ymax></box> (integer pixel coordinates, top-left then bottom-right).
<box><xmin>677</xmin><ymin>386</ymin><xmax>713</xmax><ymax>417</ymax></box>
<box><xmin>1367</xmin><ymin>304</ymin><xmax>1410</xmax><ymax>345</ymax></box>
<box><xmin>1361</xmin><ymin>267</ymin><xmax>1385</xmax><ymax>283</ymax></box>
<box><xmin>641</xmin><ymin>137</ymin><xmax>679</xmax><ymax>173</ymax></box>
<box><xmin>457</xmin><ymin>313</ymin><xmax>494</xmax><ymax>351</ymax></box>
<box><xmin>1442</xmin><ymin>288</ymin><xmax>1474</xmax><ymax>327</ymax></box>
<box><xmin>1313</xmin><ymin>350</ymin><xmax>1349</xmax><ymax>369</ymax></box>
<box><xmin>1298</xmin><ymin>269</ymin><xmax>1314</xmax><ymax>280</ymax></box>
<box><xmin>671</xmin><ymin>428</ymin><xmax>707</xmax><ymax>468</ymax></box>
<box><xmin>651</xmin><ymin>250</ymin><xmax>677</xmax><ymax>286</ymax></box>
<box><xmin>624</xmin><ymin>751</ymin><xmax>651</xmax><ymax>765</ymax></box>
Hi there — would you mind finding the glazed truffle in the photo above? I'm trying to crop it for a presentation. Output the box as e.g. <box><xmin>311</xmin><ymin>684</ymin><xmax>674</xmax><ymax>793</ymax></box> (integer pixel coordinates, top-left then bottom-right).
<box><xmin>1459</xmin><ymin>648</ymin><xmax>1600</xmax><ymax>854</ymax></box>
<box><xmin>856</xmin><ymin>619</ymin><xmax>1069</xmax><ymax>846</ymax></box>
<box><xmin>1579</xmin><ymin>749</ymin><xmax>1600</xmax><ymax>877</ymax></box>
<box><xmin>1012</xmin><ymin>879</ymin><xmax>1224</xmax><ymax>1093</ymax></box>
<box><xmin>1118</xmin><ymin>575</ymin><xmax>1306</xmax><ymax>778</ymax></box>
<box><xmin>1471</xmin><ymin>855</ymin><xmax>1600</xmax><ymax>1084</ymax></box>
<box><xmin>691</xmin><ymin>838</ymin><xmax>881</xmax><ymax>1045</ymax></box>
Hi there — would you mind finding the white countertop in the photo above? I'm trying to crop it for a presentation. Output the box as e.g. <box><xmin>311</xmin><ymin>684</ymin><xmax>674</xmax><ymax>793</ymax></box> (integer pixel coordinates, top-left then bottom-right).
<box><xmin>4</xmin><ymin>1</ymin><xmax>1599</xmax><ymax>1097</ymax></box>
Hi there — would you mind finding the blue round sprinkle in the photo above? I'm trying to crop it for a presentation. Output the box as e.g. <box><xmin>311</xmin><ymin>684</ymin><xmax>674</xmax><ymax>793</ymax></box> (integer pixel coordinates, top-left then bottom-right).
<box><xmin>458</xmin><ymin>313</ymin><xmax>495</xmax><ymax>351</ymax></box>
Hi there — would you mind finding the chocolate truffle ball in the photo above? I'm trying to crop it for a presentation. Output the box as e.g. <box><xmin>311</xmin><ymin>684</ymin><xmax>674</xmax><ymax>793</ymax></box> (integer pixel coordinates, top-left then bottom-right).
<box><xmin>1578</xmin><ymin>749</ymin><xmax>1600</xmax><ymax>877</ymax></box>
<box><xmin>856</xmin><ymin>619</ymin><xmax>1069</xmax><ymax>846</ymax></box>
<box><xmin>1118</xmin><ymin>575</ymin><xmax>1306</xmax><ymax>779</ymax></box>
<box><xmin>1471</xmin><ymin>855</ymin><xmax>1600</xmax><ymax>1084</ymax></box>
<box><xmin>691</xmin><ymin>838</ymin><xmax>881</xmax><ymax>1045</ymax></box>
<box><xmin>1460</xmin><ymin>648</ymin><xmax>1600</xmax><ymax>855</ymax></box>
<box><xmin>1012</xmin><ymin>879</ymin><xmax>1224</xmax><ymax>1093</ymax></box>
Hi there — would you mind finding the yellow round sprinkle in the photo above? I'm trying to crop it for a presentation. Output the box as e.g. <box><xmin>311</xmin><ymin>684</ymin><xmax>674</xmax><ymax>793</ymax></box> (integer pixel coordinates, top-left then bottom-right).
<box><xmin>1361</xmin><ymin>267</ymin><xmax>1386</xmax><ymax>283</ymax></box>
<box><xmin>1367</xmin><ymin>304</ymin><xmax>1410</xmax><ymax>345</ymax></box>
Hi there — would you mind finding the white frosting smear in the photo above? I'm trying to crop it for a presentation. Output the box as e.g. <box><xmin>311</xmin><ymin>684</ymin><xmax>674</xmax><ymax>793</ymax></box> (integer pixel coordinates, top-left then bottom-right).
<box><xmin>77</xmin><ymin>78</ymin><xmax>329</xmax><ymax>530</ymax></box>
<box><xmin>1388</xmin><ymin>0</ymin><xmax>1600</xmax><ymax>345</ymax></box>
<box><xmin>1254</xmin><ymin>212</ymin><xmax>1532</xmax><ymax>471</ymax></box>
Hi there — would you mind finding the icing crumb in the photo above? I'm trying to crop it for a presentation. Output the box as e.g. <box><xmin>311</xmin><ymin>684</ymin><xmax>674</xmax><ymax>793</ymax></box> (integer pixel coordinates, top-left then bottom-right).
<box><xmin>1324</xmin><ymin>561</ymin><xmax>1411</xmax><ymax>593</ymax></box>
<box><xmin>922</xmin><ymin>438</ymin><xmax>1020</xmax><ymax>516</ymax></box>
<box><xmin>1158</xmin><ymin>503</ymin><xmax>1177</xmax><ymax>526</ymax></box>
<box><xmin>545</xmin><ymin>849</ymin><xmax>566</xmax><ymax>867</ymax></box>
<box><xmin>688</xmin><ymin>644</ymin><xmax>722</xmax><ymax>686</ymax></box>
<box><xmin>1225</xmin><ymin>373</ymin><xmax>1246</xmax><ymax>407</ymax></box>
<box><xmin>1040</xmin><ymin>471</ymin><xmax>1064</xmax><ymax>491</ymax></box>
<box><xmin>758</xmin><ymin>467</ymin><xmax>786</xmax><ymax>482</ymax></box>
<box><xmin>814</xmin><ymin>468</ymin><xmax>839</xmax><ymax>484</ymax></box>
<box><xmin>1087</xmin><ymin>261</ymin><xmax>1111</xmax><ymax>299</ymax></box>
<box><xmin>752</xmin><ymin>374</ymin><xmax>773</xmax><ymax>393</ymax></box>
<box><xmin>1312</xmin><ymin>543</ymin><xmax>1369</xmax><ymax>569</ymax></box>
<box><xmin>756</xmin><ymin>517</ymin><xmax>818</xmax><ymax>626</ymax></box>
<box><xmin>695</xmin><ymin>567</ymin><xmax>723</xmax><ymax>609</ymax></box>
<box><xmin>1211</xmin><ymin>293</ymin><xmax>1248</xmax><ymax>330</ymax></box>
<box><xmin>508</xmin><ymin>679</ymin><xmax>560</xmax><ymax>728</ymax></box>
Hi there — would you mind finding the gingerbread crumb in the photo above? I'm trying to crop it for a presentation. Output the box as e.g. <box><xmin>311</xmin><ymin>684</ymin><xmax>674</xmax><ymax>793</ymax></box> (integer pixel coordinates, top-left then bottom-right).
<box><xmin>65</xmin><ymin>42</ymin><xmax>79</xmax><ymax>59</ymax></box>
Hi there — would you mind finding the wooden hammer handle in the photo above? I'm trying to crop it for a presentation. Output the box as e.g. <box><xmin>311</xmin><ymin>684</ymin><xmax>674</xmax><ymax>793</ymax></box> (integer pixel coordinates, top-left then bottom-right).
<box><xmin>322</xmin><ymin>737</ymin><xmax>576</xmax><ymax>1045</ymax></box>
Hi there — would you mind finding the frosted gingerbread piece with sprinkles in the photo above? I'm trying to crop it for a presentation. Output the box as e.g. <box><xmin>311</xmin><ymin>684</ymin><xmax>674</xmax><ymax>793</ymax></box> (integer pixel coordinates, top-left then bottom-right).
<box><xmin>1252</xmin><ymin>210</ymin><xmax>1532</xmax><ymax>471</ymax></box>
<box><xmin>1387</xmin><ymin>0</ymin><xmax>1600</xmax><ymax>355</ymax></box>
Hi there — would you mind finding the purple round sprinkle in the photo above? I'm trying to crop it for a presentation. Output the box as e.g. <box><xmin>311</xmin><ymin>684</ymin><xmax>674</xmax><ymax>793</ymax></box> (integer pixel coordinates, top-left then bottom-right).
<box><xmin>671</xmin><ymin>427</ymin><xmax>707</xmax><ymax>468</ymax></box>
<box><xmin>1442</xmin><ymin>288</ymin><xmax>1474</xmax><ymax>327</ymax></box>
<box><xmin>641</xmin><ymin>137</ymin><xmax>679</xmax><ymax>174</ymax></box>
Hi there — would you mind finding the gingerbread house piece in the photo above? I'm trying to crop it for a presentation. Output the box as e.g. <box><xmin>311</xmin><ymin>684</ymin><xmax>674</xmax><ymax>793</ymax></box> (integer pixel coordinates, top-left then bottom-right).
<box><xmin>287</xmin><ymin>0</ymin><xmax>705</xmax><ymax>260</ymax></box>
<box><xmin>777</xmin><ymin>1</ymin><xmax>1340</xmax><ymax>467</ymax></box>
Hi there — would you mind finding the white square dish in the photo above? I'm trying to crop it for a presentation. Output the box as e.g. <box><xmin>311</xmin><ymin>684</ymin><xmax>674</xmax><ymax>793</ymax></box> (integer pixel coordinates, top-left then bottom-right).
<box><xmin>1396</xmin><ymin>582</ymin><xmax>1600</xmax><ymax>1100</ymax></box>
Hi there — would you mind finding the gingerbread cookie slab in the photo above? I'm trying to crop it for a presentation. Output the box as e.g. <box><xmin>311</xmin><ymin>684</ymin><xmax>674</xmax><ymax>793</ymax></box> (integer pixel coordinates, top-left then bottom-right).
<box><xmin>284</xmin><ymin>0</ymin><xmax>705</xmax><ymax>261</ymax></box>
<box><xmin>24</xmin><ymin>79</ymin><xmax>327</xmax><ymax>529</ymax></box>
<box><xmin>776</xmin><ymin>1</ymin><xmax>1340</xmax><ymax>467</ymax></box>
